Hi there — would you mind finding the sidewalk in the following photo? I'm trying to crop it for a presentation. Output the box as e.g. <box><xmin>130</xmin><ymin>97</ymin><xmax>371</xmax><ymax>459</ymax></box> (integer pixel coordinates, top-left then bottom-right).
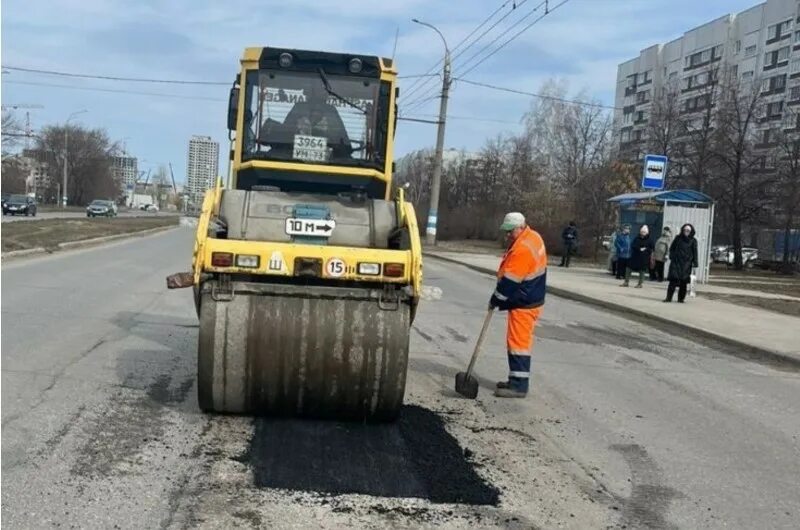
<box><xmin>426</xmin><ymin>250</ymin><xmax>800</xmax><ymax>365</ymax></box>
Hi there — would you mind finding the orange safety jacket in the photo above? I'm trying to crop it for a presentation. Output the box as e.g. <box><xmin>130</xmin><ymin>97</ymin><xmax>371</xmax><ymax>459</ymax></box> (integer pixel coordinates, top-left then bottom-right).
<box><xmin>491</xmin><ymin>226</ymin><xmax>547</xmax><ymax>311</ymax></box>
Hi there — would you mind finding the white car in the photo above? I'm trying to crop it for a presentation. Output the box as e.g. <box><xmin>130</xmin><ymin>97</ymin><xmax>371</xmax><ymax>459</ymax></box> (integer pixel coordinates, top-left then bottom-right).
<box><xmin>140</xmin><ymin>204</ymin><xmax>159</xmax><ymax>212</ymax></box>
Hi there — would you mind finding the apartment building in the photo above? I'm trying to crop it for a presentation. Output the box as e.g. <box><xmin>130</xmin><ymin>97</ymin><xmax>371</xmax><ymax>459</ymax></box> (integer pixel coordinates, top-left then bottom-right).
<box><xmin>112</xmin><ymin>155</ymin><xmax>138</xmax><ymax>192</ymax></box>
<box><xmin>185</xmin><ymin>135</ymin><xmax>220</xmax><ymax>201</ymax></box>
<box><xmin>614</xmin><ymin>0</ymin><xmax>800</xmax><ymax>164</ymax></box>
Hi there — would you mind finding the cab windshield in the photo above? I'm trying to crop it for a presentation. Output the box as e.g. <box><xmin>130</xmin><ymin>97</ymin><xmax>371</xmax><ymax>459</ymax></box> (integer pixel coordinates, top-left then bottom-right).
<box><xmin>242</xmin><ymin>69</ymin><xmax>389</xmax><ymax>170</ymax></box>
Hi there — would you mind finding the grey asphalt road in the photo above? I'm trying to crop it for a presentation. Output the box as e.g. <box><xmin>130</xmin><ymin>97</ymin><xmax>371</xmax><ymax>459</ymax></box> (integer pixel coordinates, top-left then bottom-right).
<box><xmin>2</xmin><ymin>227</ymin><xmax>799</xmax><ymax>529</ymax></box>
<box><xmin>1</xmin><ymin>210</ymin><xmax>175</xmax><ymax>223</ymax></box>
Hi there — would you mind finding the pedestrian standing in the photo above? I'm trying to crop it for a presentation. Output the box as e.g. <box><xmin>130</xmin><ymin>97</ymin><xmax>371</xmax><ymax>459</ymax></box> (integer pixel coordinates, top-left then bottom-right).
<box><xmin>652</xmin><ymin>227</ymin><xmax>672</xmax><ymax>282</ymax></box>
<box><xmin>614</xmin><ymin>225</ymin><xmax>632</xmax><ymax>280</ymax></box>
<box><xmin>624</xmin><ymin>225</ymin><xmax>654</xmax><ymax>288</ymax></box>
<box><xmin>608</xmin><ymin>229</ymin><xmax>618</xmax><ymax>276</ymax></box>
<box><xmin>489</xmin><ymin>212</ymin><xmax>547</xmax><ymax>398</ymax></box>
<box><xmin>559</xmin><ymin>221</ymin><xmax>578</xmax><ymax>267</ymax></box>
<box><xmin>664</xmin><ymin>223</ymin><xmax>698</xmax><ymax>303</ymax></box>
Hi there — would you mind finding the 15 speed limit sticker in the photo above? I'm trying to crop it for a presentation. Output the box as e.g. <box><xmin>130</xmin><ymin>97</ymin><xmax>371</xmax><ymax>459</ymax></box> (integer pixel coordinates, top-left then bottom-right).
<box><xmin>325</xmin><ymin>257</ymin><xmax>346</xmax><ymax>278</ymax></box>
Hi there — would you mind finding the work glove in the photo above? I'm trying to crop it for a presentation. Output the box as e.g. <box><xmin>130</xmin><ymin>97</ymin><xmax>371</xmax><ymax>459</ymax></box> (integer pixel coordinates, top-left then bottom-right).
<box><xmin>488</xmin><ymin>294</ymin><xmax>501</xmax><ymax>310</ymax></box>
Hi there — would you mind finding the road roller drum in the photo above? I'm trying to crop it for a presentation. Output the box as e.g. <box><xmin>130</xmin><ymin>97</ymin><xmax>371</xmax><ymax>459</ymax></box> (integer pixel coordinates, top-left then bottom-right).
<box><xmin>197</xmin><ymin>281</ymin><xmax>411</xmax><ymax>421</ymax></box>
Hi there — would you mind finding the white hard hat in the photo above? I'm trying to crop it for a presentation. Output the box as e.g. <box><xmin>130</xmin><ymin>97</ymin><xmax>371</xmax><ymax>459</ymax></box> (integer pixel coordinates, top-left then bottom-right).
<box><xmin>500</xmin><ymin>212</ymin><xmax>525</xmax><ymax>231</ymax></box>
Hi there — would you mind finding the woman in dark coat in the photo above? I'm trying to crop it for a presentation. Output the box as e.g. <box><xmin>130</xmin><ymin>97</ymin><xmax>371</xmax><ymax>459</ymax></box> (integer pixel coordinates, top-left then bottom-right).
<box><xmin>665</xmin><ymin>223</ymin><xmax>698</xmax><ymax>303</ymax></box>
<box><xmin>623</xmin><ymin>225</ymin><xmax>654</xmax><ymax>287</ymax></box>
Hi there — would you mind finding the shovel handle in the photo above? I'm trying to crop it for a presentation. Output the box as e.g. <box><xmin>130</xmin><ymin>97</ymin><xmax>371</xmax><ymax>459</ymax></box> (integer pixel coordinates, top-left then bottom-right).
<box><xmin>464</xmin><ymin>308</ymin><xmax>494</xmax><ymax>378</ymax></box>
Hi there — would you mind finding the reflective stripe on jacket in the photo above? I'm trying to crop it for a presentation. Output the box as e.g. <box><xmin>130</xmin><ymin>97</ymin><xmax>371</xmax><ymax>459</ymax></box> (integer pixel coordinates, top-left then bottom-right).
<box><xmin>492</xmin><ymin>226</ymin><xmax>547</xmax><ymax>310</ymax></box>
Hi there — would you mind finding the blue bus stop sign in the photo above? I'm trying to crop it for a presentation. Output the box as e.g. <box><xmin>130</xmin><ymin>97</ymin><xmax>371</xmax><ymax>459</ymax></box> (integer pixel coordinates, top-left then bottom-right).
<box><xmin>642</xmin><ymin>154</ymin><xmax>668</xmax><ymax>190</ymax></box>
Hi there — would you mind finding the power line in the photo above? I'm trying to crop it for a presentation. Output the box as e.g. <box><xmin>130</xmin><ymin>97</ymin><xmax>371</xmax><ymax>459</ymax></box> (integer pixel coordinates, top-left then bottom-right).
<box><xmin>455</xmin><ymin>77</ymin><xmax>619</xmax><ymax>110</ymax></box>
<box><xmin>458</xmin><ymin>0</ymin><xmax>570</xmax><ymax>79</ymax></box>
<box><xmin>2</xmin><ymin>65</ymin><xmax>228</xmax><ymax>86</ymax></box>
<box><xmin>2</xmin><ymin>80</ymin><xmax>223</xmax><ymax>102</ymax></box>
<box><xmin>402</xmin><ymin>0</ymin><xmax>553</xmax><ymax>112</ymax></box>
<box><xmin>402</xmin><ymin>113</ymin><xmax>523</xmax><ymax>125</ymax></box>
<box><xmin>402</xmin><ymin>0</ymin><xmax>537</xmax><ymax>107</ymax></box>
<box><xmin>401</xmin><ymin>0</ymin><xmax>517</xmax><ymax>101</ymax></box>
<box><xmin>454</xmin><ymin>0</ymin><xmax>548</xmax><ymax>79</ymax></box>
<box><xmin>403</xmin><ymin>0</ymin><xmax>570</xmax><ymax>112</ymax></box>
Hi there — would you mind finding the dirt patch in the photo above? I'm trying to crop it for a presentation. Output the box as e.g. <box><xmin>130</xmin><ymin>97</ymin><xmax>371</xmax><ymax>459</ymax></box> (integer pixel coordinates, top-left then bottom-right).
<box><xmin>1</xmin><ymin>216</ymin><xmax>177</xmax><ymax>252</ymax></box>
<box><xmin>236</xmin><ymin>405</ymin><xmax>500</xmax><ymax>505</ymax></box>
<box><xmin>702</xmin><ymin>292</ymin><xmax>800</xmax><ymax>317</ymax></box>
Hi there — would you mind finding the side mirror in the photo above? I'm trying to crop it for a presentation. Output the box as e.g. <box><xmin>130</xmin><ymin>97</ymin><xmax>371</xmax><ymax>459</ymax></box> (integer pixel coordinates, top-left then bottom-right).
<box><xmin>227</xmin><ymin>86</ymin><xmax>240</xmax><ymax>131</ymax></box>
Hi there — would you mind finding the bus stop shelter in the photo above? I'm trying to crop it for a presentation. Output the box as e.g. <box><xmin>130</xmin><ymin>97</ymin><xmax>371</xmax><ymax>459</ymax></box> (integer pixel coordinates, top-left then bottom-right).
<box><xmin>608</xmin><ymin>189</ymin><xmax>715</xmax><ymax>283</ymax></box>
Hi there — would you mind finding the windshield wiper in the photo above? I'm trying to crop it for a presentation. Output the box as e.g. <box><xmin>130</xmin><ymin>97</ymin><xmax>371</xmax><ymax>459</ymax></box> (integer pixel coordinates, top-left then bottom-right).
<box><xmin>317</xmin><ymin>68</ymin><xmax>368</xmax><ymax>115</ymax></box>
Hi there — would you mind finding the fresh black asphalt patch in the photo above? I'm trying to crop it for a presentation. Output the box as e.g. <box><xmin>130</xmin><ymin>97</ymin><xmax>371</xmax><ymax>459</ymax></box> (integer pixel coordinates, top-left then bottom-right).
<box><xmin>236</xmin><ymin>405</ymin><xmax>500</xmax><ymax>505</ymax></box>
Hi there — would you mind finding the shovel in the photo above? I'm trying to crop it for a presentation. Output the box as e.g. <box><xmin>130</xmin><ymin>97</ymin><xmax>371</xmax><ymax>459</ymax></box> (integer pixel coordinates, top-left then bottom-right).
<box><xmin>455</xmin><ymin>308</ymin><xmax>494</xmax><ymax>399</ymax></box>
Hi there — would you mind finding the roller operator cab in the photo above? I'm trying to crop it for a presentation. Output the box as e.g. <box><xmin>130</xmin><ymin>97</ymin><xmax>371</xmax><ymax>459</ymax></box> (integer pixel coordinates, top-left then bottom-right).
<box><xmin>187</xmin><ymin>47</ymin><xmax>422</xmax><ymax>422</ymax></box>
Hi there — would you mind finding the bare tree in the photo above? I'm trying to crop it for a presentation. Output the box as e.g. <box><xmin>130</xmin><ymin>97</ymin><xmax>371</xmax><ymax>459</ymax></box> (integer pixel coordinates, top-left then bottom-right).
<box><xmin>2</xmin><ymin>111</ymin><xmax>25</xmax><ymax>155</ymax></box>
<box><xmin>711</xmin><ymin>73</ymin><xmax>776</xmax><ymax>269</ymax></box>
<box><xmin>32</xmin><ymin>124</ymin><xmax>120</xmax><ymax>206</ymax></box>
<box><xmin>674</xmin><ymin>65</ymin><xmax>723</xmax><ymax>192</ymax></box>
<box><xmin>646</xmin><ymin>77</ymin><xmax>682</xmax><ymax>160</ymax></box>
<box><xmin>774</xmin><ymin>120</ymin><xmax>800</xmax><ymax>272</ymax></box>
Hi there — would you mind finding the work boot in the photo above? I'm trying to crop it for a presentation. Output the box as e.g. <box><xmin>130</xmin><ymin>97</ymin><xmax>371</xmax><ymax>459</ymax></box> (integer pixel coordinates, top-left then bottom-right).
<box><xmin>620</xmin><ymin>281</ymin><xmax>629</xmax><ymax>287</ymax></box>
<box><xmin>494</xmin><ymin>387</ymin><xmax>527</xmax><ymax>398</ymax></box>
<box><xmin>496</xmin><ymin>381</ymin><xmax>511</xmax><ymax>389</ymax></box>
<box><xmin>635</xmin><ymin>283</ymin><xmax>643</xmax><ymax>288</ymax></box>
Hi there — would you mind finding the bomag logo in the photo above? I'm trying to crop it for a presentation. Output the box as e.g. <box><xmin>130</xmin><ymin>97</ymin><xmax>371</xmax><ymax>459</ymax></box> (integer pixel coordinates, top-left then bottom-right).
<box><xmin>251</xmin><ymin>203</ymin><xmax>295</xmax><ymax>216</ymax></box>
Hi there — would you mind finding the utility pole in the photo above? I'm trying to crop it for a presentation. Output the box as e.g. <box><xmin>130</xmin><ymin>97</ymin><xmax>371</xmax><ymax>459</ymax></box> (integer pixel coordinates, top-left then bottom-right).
<box><xmin>413</xmin><ymin>19</ymin><xmax>450</xmax><ymax>245</ymax></box>
<box><xmin>62</xmin><ymin>110</ymin><xmax>87</xmax><ymax>208</ymax></box>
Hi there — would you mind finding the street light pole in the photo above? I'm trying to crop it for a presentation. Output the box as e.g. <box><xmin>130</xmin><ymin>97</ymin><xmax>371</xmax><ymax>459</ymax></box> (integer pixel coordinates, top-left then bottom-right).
<box><xmin>62</xmin><ymin>109</ymin><xmax>87</xmax><ymax>208</ymax></box>
<box><xmin>413</xmin><ymin>18</ymin><xmax>451</xmax><ymax>246</ymax></box>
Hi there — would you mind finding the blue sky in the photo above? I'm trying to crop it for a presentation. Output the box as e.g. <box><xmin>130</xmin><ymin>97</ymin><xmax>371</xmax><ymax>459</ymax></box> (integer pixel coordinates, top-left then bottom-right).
<box><xmin>1</xmin><ymin>0</ymin><xmax>761</xmax><ymax>184</ymax></box>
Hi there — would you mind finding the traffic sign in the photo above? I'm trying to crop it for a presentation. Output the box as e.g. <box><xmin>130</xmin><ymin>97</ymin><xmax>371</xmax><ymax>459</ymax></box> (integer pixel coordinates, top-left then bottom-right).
<box><xmin>284</xmin><ymin>218</ymin><xmax>336</xmax><ymax>237</ymax></box>
<box><xmin>642</xmin><ymin>154</ymin><xmax>668</xmax><ymax>190</ymax></box>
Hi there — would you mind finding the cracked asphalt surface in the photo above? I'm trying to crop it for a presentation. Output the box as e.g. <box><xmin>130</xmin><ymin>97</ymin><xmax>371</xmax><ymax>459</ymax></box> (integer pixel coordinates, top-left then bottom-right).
<box><xmin>2</xmin><ymin>227</ymin><xmax>799</xmax><ymax>529</ymax></box>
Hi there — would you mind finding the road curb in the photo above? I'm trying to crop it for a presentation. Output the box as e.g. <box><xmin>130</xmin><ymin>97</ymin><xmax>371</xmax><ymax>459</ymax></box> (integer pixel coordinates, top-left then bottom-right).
<box><xmin>0</xmin><ymin>247</ymin><xmax>50</xmax><ymax>260</ymax></box>
<box><xmin>425</xmin><ymin>252</ymin><xmax>800</xmax><ymax>369</ymax></box>
<box><xmin>1</xmin><ymin>225</ymin><xmax>178</xmax><ymax>261</ymax></box>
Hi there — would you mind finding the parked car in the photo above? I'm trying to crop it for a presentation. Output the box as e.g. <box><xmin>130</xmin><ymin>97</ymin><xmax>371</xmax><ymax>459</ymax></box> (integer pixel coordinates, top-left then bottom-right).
<box><xmin>725</xmin><ymin>246</ymin><xmax>759</xmax><ymax>268</ymax></box>
<box><xmin>86</xmin><ymin>199</ymin><xmax>118</xmax><ymax>217</ymax></box>
<box><xmin>140</xmin><ymin>203</ymin><xmax>159</xmax><ymax>212</ymax></box>
<box><xmin>711</xmin><ymin>244</ymin><xmax>730</xmax><ymax>264</ymax></box>
<box><xmin>3</xmin><ymin>194</ymin><xmax>37</xmax><ymax>216</ymax></box>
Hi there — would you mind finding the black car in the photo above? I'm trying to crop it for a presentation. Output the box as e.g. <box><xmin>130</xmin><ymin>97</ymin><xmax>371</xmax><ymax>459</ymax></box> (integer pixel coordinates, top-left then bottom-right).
<box><xmin>3</xmin><ymin>194</ymin><xmax>37</xmax><ymax>216</ymax></box>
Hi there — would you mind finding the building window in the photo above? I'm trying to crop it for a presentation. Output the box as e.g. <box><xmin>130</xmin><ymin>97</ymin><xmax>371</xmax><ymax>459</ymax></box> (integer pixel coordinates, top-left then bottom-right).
<box><xmin>742</xmin><ymin>70</ymin><xmax>755</xmax><ymax>81</ymax></box>
<box><xmin>767</xmin><ymin>101</ymin><xmax>784</xmax><ymax>117</ymax></box>
<box><xmin>636</xmin><ymin>90</ymin><xmax>650</xmax><ymax>103</ymax></box>
<box><xmin>746</xmin><ymin>45</ymin><xmax>757</xmax><ymax>56</ymax></box>
<box><xmin>642</xmin><ymin>70</ymin><xmax>651</xmax><ymax>83</ymax></box>
<box><xmin>735</xmin><ymin>40</ymin><xmax>742</xmax><ymax>53</ymax></box>
<box><xmin>768</xmin><ymin>19</ymin><xmax>792</xmax><ymax>41</ymax></box>
<box><xmin>621</xmin><ymin>130</ymin><xmax>631</xmax><ymax>142</ymax></box>
<box><xmin>779</xmin><ymin>46</ymin><xmax>791</xmax><ymax>61</ymax></box>
<box><xmin>626</xmin><ymin>74</ymin><xmax>637</xmax><ymax>88</ymax></box>
<box><xmin>795</xmin><ymin>30</ymin><xmax>800</xmax><ymax>43</ymax></box>
<box><xmin>791</xmin><ymin>85</ymin><xmax>800</xmax><ymax>100</ymax></box>
<box><xmin>668</xmin><ymin>71</ymin><xmax>678</xmax><ymax>81</ymax></box>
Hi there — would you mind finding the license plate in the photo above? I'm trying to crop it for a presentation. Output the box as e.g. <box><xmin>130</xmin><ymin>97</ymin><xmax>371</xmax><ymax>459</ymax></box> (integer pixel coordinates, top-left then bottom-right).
<box><xmin>285</xmin><ymin>218</ymin><xmax>336</xmax><ymax>237</ymax></box>
<box><xmin>292</xmin><ymin>135</ymin><xmax>328</xmax><ymax>162</ymax></box>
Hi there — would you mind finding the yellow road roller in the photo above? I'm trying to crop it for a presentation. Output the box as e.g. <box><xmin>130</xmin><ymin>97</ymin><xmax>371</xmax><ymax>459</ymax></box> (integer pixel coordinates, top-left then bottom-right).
<box><xmin>169</xmin><ymin>47</ymin><xmax>422</xmax><ymax>421</ymax></box>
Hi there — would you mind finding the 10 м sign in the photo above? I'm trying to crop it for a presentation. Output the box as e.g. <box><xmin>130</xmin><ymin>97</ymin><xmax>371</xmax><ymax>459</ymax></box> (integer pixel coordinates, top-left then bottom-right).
<box><xmin>642</xmin><ymin>154</ymin><xmax>668</xmax><ymax>190</ymax></box>
<box><xmin>285</xmin><ymin>218</ymin><xmax>336</xmax><ymax>237</ymax></box>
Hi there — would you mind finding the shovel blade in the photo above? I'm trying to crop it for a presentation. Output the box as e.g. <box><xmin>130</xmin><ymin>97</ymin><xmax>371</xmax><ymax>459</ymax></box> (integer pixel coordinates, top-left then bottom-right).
<box><xmin>455</xmin><ymin>371</ymin><xmax>479</xmax><ymax>399</ymax></box>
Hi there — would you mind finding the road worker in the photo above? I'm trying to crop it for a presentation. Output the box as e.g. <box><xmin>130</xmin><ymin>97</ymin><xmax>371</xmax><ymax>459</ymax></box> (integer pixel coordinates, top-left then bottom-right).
<box><xmin>489</xmin><ymin>212</ymin><xmax>547</xmax><ymax>398</ymax></box>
